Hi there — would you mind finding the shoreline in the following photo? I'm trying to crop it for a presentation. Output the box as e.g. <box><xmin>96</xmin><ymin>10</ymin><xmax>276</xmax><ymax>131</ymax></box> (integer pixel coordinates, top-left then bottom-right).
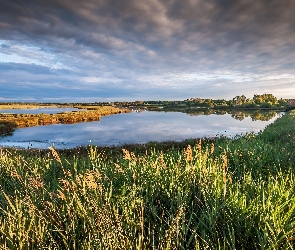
<box><xmin>0</xmin><ymin>106</ymin><xmax>130</xmax><ymax>136</ymax></box>
<box><xmin>0</xmin><ymin>109</ymin><xmax>283</xmax><ymax>150</ymax></box>
<box><xmin>0</xmin><ymin>105</ymin><xmax>283</xmax><ymax>136</ymax></box>
<box><xmin>1</xmin><ymin>110</ymin><xmax>289</xmax><ymax>155</ymax></box>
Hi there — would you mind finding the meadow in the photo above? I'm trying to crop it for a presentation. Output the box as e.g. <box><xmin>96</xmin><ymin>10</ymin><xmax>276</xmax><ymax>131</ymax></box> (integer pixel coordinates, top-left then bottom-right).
<box><xmin>0</xmin><ymin>110</ymin><xmax>294</xmax><ymax>249</ymax></box>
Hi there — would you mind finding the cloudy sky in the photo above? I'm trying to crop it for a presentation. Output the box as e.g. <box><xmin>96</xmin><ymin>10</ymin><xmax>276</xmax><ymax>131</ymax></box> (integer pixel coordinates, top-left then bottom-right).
<box><xmin>1</xmin><ymin>0</ymin><xmax>295</xmax><ymax>102</ymax></box>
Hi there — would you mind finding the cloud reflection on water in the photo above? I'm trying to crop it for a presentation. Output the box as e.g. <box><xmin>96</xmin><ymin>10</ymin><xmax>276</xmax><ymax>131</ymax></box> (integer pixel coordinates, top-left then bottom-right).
<box><xmin>0</xmin><ymin>111</ymin><xmax>279</xmax><ymax>149</ymax></box>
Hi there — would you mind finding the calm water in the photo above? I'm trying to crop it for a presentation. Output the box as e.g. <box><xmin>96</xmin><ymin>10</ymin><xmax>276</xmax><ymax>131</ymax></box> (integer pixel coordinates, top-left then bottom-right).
<box><xmin>0</xmin><ymin>108</ymin><xmax>81</xmax><ymax>114</ymax></box>
<box><xmin>0</xmin><ymin>111</ymin><xmax>281</xmax><ymax>149</ymax></box>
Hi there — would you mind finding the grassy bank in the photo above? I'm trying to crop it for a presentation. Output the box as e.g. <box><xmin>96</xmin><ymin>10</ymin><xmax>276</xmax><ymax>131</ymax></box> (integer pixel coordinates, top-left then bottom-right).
<box><xmin>0</xmin><ymin>104</ymin><xmax>64</xmax><ymax>110</ymax></box>
<box><xmin>0</xmin><ymin>111</ymin><xmax>294</xmax><ymax>249</ymax></box>
<box><xmin>0</xmin><ymin>106</ymin><xmax>130</xmax><ymax>135</ymax></box>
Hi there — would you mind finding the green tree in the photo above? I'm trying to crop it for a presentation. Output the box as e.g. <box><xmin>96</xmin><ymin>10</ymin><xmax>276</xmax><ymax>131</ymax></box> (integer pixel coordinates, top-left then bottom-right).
<box><xmin>233</xmin><ymin>95</ymin><xmax>247</xmax><ymax>106</ymax></box>
<box><xmin>253</xmin><ymin>94</ymin><xmax>278</xmax><ymax>106</ymax></box>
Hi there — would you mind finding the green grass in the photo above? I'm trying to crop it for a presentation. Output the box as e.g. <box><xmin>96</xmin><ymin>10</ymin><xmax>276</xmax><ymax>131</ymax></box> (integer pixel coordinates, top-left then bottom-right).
<box><xmin>0</xmin><ymin>111</ymin><xmax>295</xmax><ymax>249</ymax></box>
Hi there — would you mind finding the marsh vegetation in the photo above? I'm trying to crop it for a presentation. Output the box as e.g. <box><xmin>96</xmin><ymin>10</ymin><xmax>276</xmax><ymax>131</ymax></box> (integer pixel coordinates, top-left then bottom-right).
<box><xmin>0</xmin><ymin>111</ymin><xmax>294</xmax><ymax>249</ymax></box>
<box><xmin>0</xmin><ymin>106</ymin><xmax>130</xmax><ymax>136</ymax></box>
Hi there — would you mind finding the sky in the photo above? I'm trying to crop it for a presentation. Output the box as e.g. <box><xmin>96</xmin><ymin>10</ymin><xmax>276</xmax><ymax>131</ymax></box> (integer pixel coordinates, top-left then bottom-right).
<box><xmin>0</xmin><ymin>0</ymin><xmax>295</xmax><ymax>102</ymax></box>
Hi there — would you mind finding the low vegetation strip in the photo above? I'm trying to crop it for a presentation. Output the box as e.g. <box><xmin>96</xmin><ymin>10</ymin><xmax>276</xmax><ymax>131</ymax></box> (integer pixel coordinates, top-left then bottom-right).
<box><xmin>0</xmin><ymin>121</ymin><xmax>17</xmax><ymax>136</ymax></box>
<box><xmin>0</xmin><ymin>106</ymin><xmax>130</xmax><ymax>135</ymax></box>
<box><xmin>0</xmin><ymin>111</ymin><xmax>294</xmax><ymax>249</ymax></box>
<box><xmin>0</xmin><ymin>104</ymin><xmax>63</xmax><ymax>109</ymax></box>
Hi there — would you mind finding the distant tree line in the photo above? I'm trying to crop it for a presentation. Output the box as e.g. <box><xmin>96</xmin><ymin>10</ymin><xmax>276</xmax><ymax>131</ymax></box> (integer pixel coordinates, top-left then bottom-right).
<box><xmin>186</xmin><ymin>94</ymin><xmax>289</xmax><ymax>109</ymax></box>
<box><xmin>116</xmin><ymin>94</ymin><xmax>291</xmax><ymax>110</ymax></box>
<box><xmin>1</xmin><ymin>94</ymin><xmax>294</xmax><ymax>110</ymax></box>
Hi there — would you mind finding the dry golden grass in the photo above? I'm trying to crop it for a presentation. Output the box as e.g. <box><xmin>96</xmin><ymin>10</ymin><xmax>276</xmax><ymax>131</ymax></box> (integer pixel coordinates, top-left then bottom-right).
<box><xmin>0</xmin><ymin>106</ymin><xmax>130</xmax><ymax>131</ymax></box>
<box><xmin>0</xmin><ymin>104</ymin><xmax>61</xmax><ymax>109</ymax></box>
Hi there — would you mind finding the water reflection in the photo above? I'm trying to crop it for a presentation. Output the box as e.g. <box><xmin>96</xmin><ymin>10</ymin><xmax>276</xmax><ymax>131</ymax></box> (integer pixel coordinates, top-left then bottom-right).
<box><xmin>182</xmin><ymin>109</ymin><xmax>279</xmax><ymax>121</ymax></box>
<box><xmin>230</xmin><ymin>110</ymin><xmax>278</xmax><ymax>121</ymax></box>
<box><xmin>0</xmin><ymin>110</ymin><xmax>281</xmax><ymax>149</ymax></box>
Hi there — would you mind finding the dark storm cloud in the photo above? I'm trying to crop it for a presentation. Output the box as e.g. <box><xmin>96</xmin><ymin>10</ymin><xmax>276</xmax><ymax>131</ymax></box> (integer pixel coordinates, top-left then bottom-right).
<box><xmin>2</xmin><ymin>0</ymin><xmax>294</xmax><ymax>51</ymax></box>
<box><xmin>0</xmin><ymin>0</ymin><xmax>295</xmax><ymax>101</ymax></box>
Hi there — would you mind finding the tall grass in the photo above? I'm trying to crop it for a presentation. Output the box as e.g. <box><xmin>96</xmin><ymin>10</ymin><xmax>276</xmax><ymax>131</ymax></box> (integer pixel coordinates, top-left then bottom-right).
<box><xmin>0</xmin><ymin>112</ymin><xmax>295</xmax><ymax>249</ymax></box>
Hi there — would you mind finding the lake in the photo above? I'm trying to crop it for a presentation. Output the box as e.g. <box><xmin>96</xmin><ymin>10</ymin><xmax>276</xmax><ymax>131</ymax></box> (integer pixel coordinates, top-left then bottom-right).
<box><xmin>0</xmin><ymin>110</ymin><xmax>282</xmax><ymax>149</ymax></box>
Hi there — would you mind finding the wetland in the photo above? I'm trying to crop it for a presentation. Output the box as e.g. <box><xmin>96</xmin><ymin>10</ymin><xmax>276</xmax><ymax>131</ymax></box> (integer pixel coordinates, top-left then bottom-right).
<box><xmin>0</xmin><ymin>108</ymin><xmax>282</xmax><ymax>149</ymax></box>
<box><xmin>0</xmin><ymin>96</ymin><xmax>295</xmax><ymax>249</ymax></box>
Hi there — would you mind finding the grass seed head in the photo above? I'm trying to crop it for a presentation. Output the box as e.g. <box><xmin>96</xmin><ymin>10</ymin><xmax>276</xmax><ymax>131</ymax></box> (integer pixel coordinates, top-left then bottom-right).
<box><xmin>184</xmin><ymin>145</ymin><xmax>193</xmax><ymax>161</ymax></box>
<box><xmin>58</xmin><ymin>178</ymin><xmax>72</xmax><ymax>192</ymax></box>
<box><xmin>114</xmin><ymin>163</ymin><xmax>124</xmax><ymax>173</ymax></box>
<box><xmin>28</xmin><ymin>176</ymin><xmax>44</xmax><ymax>189</ymax></box>
<box><xmin>122</xmin><ymin>148</ymin><xmax>131</xmax><ymax>160</ymax></box>
<box><xmin>57</xmin><ymin>190</ymin><xmax>66</xmax><ymax>201</ymax></box>
<box><xmin>84</xmin><ymin>170</ymin><xmax>99</xmax><ymax>189</ymax></box>
<box><xmin>159</xmin><ymin>151</ymin><xmax>167</xmax><ymax>169</ymax></box>
<box><xmin>48</xmin><ymin>146</ymin><xmax>62</xmax><ymax>164</ymax></box>
<box><xmin>210</xmin><ymin>142</ymin><xmax>215</xmax><ymax>154</ymax></box>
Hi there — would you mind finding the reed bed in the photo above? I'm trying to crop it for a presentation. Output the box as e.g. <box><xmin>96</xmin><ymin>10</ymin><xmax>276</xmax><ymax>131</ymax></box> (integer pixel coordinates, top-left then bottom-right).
<box><xmin>0</xmin><ymin>104</ymin><xmax>71</xmax><ymax>110</ymax></box>
<box><xmin>0</xmin><ymin>106</ymin><xmax>130</xmax><ymax>134</ymax></box>
<box><xmin>0</xmin><ymin>112</ymin><xmax>294</xmax><ymax>249</ymax></box>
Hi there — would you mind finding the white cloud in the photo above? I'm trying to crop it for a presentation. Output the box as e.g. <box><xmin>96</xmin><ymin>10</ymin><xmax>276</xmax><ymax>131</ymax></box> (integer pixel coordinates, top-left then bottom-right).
<box><xmin>81</xmin><ymin>76</ymin><xmax>122</xmax><ymax>84</ymax></box>
<box><xmin>0</xmin><ymin>40</ymin><xmax>72</xmax><ymax>70</ymax></box>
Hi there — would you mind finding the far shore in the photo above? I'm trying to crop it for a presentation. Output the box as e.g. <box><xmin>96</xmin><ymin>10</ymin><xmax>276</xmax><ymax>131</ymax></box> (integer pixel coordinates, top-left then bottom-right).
<box><xmin>0</xmin><ymin>105</ymin><xmax>130</xmax><ymax>136</ymax></box>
